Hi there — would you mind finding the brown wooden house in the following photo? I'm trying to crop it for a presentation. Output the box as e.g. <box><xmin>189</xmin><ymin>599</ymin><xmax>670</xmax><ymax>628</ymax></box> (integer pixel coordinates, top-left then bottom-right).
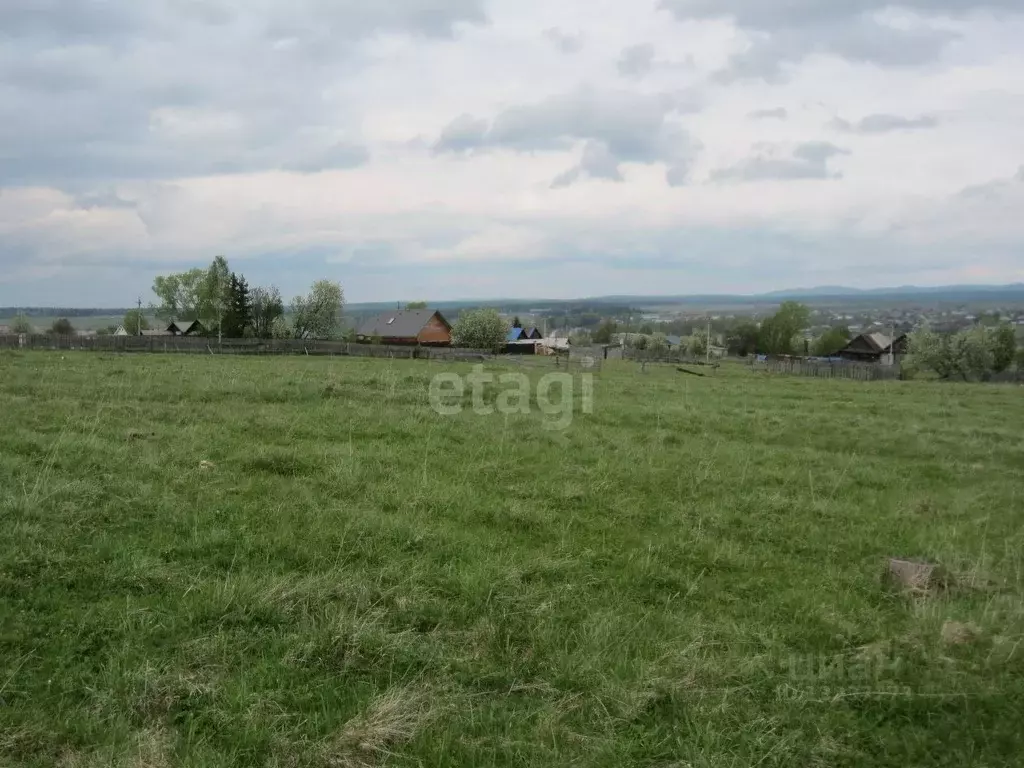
<box><xmin>355</xmin><ymin>309</ymin><xmax>452</xmax><ymax>346</ymax></box>
<box><xmin>838</xmin><ymin>332</ymin><xmax>908</xmax><ymax>365</ymax></box>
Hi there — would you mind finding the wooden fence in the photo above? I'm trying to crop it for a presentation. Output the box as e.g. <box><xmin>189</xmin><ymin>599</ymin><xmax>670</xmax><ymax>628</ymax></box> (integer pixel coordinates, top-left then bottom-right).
<box><xmin>0</xmin><ymin>334</ymin><xmax>493</xmax><ymax>361</ymax></box>
<box><xmin>754</xmin><ymin>357</ymin><xmax>903</xmax><ymax>381</ymax></box>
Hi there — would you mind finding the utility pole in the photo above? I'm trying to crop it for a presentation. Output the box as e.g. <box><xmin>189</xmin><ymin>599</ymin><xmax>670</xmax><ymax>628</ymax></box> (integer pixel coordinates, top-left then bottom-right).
<box><xmin>706</xmin><ymin>316</ymin><xmax>711</xmax><ymax>366</ymax></box>
<box><xmin>136</xmin><ymin>297</ymin><xmax>143</xmax><ymax>336</ymax></box>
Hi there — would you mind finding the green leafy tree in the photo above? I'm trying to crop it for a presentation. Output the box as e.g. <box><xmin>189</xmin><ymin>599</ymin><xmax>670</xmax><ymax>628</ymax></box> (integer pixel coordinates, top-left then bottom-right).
<box><xmin>908</xmin><ymin>326</ymin><xmax>995</xmax><ymax>381</ymax></box>
<box><xmin>906</xmin><ymin>327</ymin><xmax>953</xmax><ymax>379</ymax></box>
<box><xmin>270</xmin><ymin>315</ymin><xmax>293</xmax><ymax>339</ymax></box>
<box><xmin>952</xmin><ymin>326</ymin><xmax>993</xmax><ymax>380</ymax></box>
<box><xmin>50</xmin><ymin>318</ymin><xmax>74</xmax><ymax>335</ymax></box>
<box><xmin>512</xmin><ymin>315</ymin><xmax>522</xmax><ymax>329</ymax></box>
<box><xmin>250</xmin><ymin>286</ymin><xmax>284</xmax><ymax>339</ymax></box>
<box><xmin>759</xmin><ymin>302</ymin><xmax>810</xmax><ymax>355</ymax></box>
<box><xmin>726</xmin><ymin>321</ymin><xmax>760</xmax><ymax>357</ymax></box>
<box><xmin>593</xmin><ymin>320</ymin><xmax>618</xmax><ymax>345</ymax></box>
<box><xmin>813</xmin><ymin>326</ymin><xmax>851</xmax><ymax>357</ymax></box>
<box><xmin>688</xmin><ymin>329</ymin><xmax>710</xmax><ymax>358</ymax></box>
<box><xmin>203</xmin><ymin>256</ymin><xmax>231</xmax><ymax>336</ymax></box>
<box><xmin>152</xmin><ymin>268</ymin><xmax>208</xmax><ymax>322</ymax></box>
<box><xmin>631</xmin><ymin>335</ymin><xmax>649</xmax><ymax>351</ymax></box>
<box><xmin>123</xmin><ymin>309</ymin><xmax>150</xmax><ymax>335</ymax></box>
<box><xmin>648</xmin><ymin>333</ymin><xmax>669</xmax><ymax>355</ymax></box>
<box><xmin>451</xmin><ymin>308</ymin><xmax>508</xmax><ymax>351</ymax></box>
<box><xmin>292</xmin><ymin>280</ymin><xmax>345</xmax><ymax>339</ymax></box>
<box><xmin>992</xmin><ymin>324</ymin><xmax>1017</xmax><ymax>373</ymax></box>
<box><xmin>11</xmin><ymin>315</ymin><xmax>33</xmax><ymax>334</ymax></box>
<box><xmin>406</xmin><ymin>301</ymin><xmax>428</xmax><ymax>310</ymax></box>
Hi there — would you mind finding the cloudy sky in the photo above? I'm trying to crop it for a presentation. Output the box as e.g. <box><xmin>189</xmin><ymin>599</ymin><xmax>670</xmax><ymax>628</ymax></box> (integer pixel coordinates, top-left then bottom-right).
<box><xmin>1</xmin><ymin>0</ymin><xmax>1023</xmax><ymax>306</ymax></box>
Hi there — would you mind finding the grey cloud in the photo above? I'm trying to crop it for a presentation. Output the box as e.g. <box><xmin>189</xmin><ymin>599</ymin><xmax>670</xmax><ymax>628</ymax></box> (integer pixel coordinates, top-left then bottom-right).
<box><xmin>552</xmin><ymin>141</ymin><xmax>624</xmax><ymax>188</ymax></box>
<box><xmin>433</xmin><ymin>114</ymin><xmax>490</xmax><ymax>153</ymax></box>
<box><xmin>749</xmin><ymin>107</ymin><xmax>788</xmax><ymax>119</ymax></box>
<box><xmin>710</xmin><ymin>141</ymin><xmax>848</xmax><ymax>182</ymax></box>
<box><xmin>544</xmin><ymin>28</ymin><xmax>584</xmax><ymax>54</ymax></box>
<box><xmin>660</xmin><ymin>0</ymin><xmax>1021</xmax><ymax>30</ymax></box>
<box><xmin>617</xmin><ymin>44</ymin><xmax>656</xmax><ymax>78</ymax></box>
<box><xmin>661</xmin><ymin>0</ymin><xmax>1018</xmax><ymax>76</ymax></box>
<box><xmin>957</xmin><ymin>165</ymin><xmax>1024</xmax><ymax>199</ymax></box>
<box><xmin>281</xmin><ymin>142</ymin><xmax>371</xmax><ymax>173</ymax></box>
<box><xmin>434</xmin><ymin>88</ymin><xmax>701</xmax><ymax>186</ymax></box>
<box><xmin>0</xmin><ymin>0</ymin><xmax>486</xmax><ymax>187</ymax></box>
<box><xmin>832</xmin><ymin>113</ymin><xmax>940</xmax><ymax>133</ymax></box>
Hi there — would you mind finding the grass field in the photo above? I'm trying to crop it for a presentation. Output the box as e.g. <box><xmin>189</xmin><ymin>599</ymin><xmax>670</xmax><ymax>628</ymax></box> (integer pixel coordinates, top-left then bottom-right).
<box><xmin>1</xmin><ymin>351</ymin><xmax>1023</xmax><ymax>767</ymax></box>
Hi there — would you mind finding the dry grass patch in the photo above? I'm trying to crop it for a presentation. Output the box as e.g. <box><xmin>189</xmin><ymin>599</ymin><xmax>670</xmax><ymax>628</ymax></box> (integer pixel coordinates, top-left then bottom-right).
<box><xmin>322</xmin><ymin>685</ymin><xmax>440</xmax><ymax>768</ymax></box>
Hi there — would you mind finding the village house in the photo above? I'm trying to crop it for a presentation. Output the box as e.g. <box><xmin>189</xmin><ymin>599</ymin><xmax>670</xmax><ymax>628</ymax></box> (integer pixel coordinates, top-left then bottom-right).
<box><xmin>167</xmin><ymin>319</ymin><xmax>206</xmax><ymax>336</ymax></box>
<box><xmin>838</xmin><ymin>333</ymin><xmax>908</xmax><ymax>365</ymax></box>
<box><xmin>355</xmin><ymin>309</ymin><xmax>452</xmax><ymax>346</ymax></box>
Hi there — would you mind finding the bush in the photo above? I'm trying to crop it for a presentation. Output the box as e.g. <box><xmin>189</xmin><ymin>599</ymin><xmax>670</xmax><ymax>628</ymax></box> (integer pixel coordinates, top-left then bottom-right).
<box><xmin>49</xmin><ymin>318</ymin><xmax>75</xmax><ymax>336</ymax></box>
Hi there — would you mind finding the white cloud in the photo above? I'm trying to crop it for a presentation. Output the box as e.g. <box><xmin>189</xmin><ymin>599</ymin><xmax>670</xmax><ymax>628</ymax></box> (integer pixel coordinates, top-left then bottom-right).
<box><xmin>1</xmin><ymin>0</ymin><xmax>1023</xmax><ymax>304</ymax></box>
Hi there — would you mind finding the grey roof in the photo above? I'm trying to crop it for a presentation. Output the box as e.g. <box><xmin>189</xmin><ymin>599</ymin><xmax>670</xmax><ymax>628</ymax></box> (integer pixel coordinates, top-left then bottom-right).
<box><xmin>356</xmin><ymin>309</ymin><xmax>449</xmax><ymax>339</ymax></box>
<box><xmin>865</xmin><ymin>333</ymin><xmax>891</xmax><ymax>351</ymax></box>
<box><xmin>665</xmin><ymin>335</ymin><xmax>683</xmax><ymax>347</ymax></box>
<box><xmin>167</xmin><ymin>319</ymin><xmax>204</xmax><ymax>333</ymax></box>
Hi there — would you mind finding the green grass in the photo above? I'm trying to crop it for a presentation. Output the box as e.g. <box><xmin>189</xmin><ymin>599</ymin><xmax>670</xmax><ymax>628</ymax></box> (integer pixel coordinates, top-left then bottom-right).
<box><xmin>1</xmin><ymin>351</ymin><xmax>1023</xmax><ymax>767</ymax></box>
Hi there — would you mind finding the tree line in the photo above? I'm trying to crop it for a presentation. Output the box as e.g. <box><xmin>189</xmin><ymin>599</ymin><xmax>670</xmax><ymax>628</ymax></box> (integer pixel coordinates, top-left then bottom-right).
<box><xmin>590</xmin><ymin>302</ymin><xmax>818</xmax><ymax>356</ymax></box>
<box><xmin>150</xmin><ymin>257</ymin><xmax>345</xmax><ymax>340</ymax></box>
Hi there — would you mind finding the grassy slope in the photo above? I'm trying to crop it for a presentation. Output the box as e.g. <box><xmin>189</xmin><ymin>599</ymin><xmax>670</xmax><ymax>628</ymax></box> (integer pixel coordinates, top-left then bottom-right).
<box><xmin>1</xmin><ymin>352</ymin><xmax>1023</xmax><ymax>767</ymax></box>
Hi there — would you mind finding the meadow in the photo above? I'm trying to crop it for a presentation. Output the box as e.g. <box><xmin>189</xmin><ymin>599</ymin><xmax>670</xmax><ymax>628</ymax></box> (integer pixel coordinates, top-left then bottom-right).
<box><xmin>1</xmin><ymin>351</ymin><xmax>1023</xmax><ymax>767</ymax></box>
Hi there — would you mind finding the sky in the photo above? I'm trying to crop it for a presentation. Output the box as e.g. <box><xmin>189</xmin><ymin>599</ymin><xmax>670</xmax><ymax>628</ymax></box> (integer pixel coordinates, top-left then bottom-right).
<box><xmin>1</xmin><ymin>0</ymin><xmax>1023</xmax><ymax>306</ymax></box>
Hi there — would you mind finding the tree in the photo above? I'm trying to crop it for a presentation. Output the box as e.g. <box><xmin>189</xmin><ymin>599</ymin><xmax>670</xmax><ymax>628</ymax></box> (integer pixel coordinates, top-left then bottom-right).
<box><xmin>813</xmin><ymin>326</ymin><xmax>851</xmax><ymax>357</ymax></box>
<box><xmin>759</xmin><ymin>302</ymin><xmax>810</xmax><ymax>355</ymax></box>
<box><xmin>270</xmin><ymin>315</ymin><xmax>293</xmax><ymax>339</ymax></box>
<box><xmin>123</xmin><ymin>309</ymin><xmax>150</xmax><ymax>335</ymax></box>
<box><xmin>152</xmin><ymin>268</ymin><xmax>208</xmax><ymax>322</ymax></box>
<box><xmin>992</xmin><ymin>324</ymin><xmax>1017</xmax><ymax>373</ymax></box>
<box><xmin>406</xmin><ymin>301</ymin><xmax>428</xmax><ymax>310</ymax></box>
<box><xmin>203</xmin><ymin>256</ymin><xmax>231</xmax><ymax>337</ymax></box>
<box><xmin>451</xmin><ymin>308</ymin><xmax>508</xmax><ymax>350</ymax></box>
<box><xmin>250</xmin><ymin>286</ymin><xmax>285</xmax><ymax>339</ymax></box>
<box><xmin>648</xmin><ymin>333</ymin><xmax>669</xmax><ymax>355</ymax></box>
<box><xmin>631</xmin><ymin>334</ymin><xmax>649</xmax><ymax>351</ymax></box>
<box><xmin>512</xmin><ymin>315</ymin><xmax>522</xmax><ymax>329</ymax></box>
<box><xmin>908</xmin><ymin>326</ymin><xmax>994</xmax><ymax>381</ymax></box>
<box><xmin>292</xmin><ymin>280</ymin><xmax>344</xmax><ymax>339</ymax></box>
<box><xmin>50</xmin><ymin>318</ymin><xmax>74</xmax><ymax>335</ymax></box>
<box><xmin>953</xmin><ymin>326</ymin><xmax>993</xmax><ymax>380</ymax></box>
<box><xmin>726</xmin><ymin>322</ymin><xmax>760</xmax><ymax>357</ymax></box>
<box><xmin>222</xmin><ymin>273</ymin><xmax>252</xmax><ymax>338</ymax></box>
<box><xmin>11</xmin><ymin>315</ymin><xmax>33</xmax><ymax>334</ymax></box>
<box><xmin>906</xmin><ymin>327</ymin><xmax>954</xmax><ymax>379</ymax></box>
<box><xmin>688</xmin><ymin>329</ymin><xmax>709</xmax><ymax>358</ymax></box>
<box><xmin>593</xmin><ymin>320</ymin><xmax>618</xmax><ymax>345</ymax></box>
